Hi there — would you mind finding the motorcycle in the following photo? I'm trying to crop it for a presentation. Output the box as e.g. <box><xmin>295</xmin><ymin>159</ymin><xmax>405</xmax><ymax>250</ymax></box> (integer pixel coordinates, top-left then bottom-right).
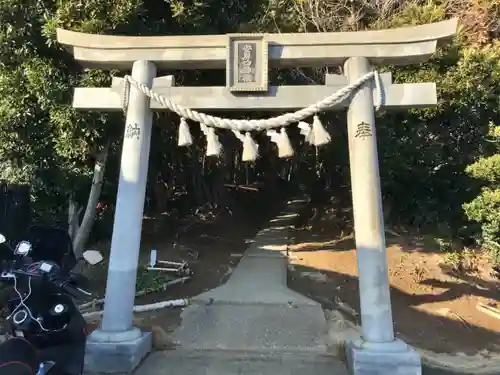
<box><xmin>0</xmin><ymin>232</ymin><xmax>103</xmax><ymax>375</ymax></box>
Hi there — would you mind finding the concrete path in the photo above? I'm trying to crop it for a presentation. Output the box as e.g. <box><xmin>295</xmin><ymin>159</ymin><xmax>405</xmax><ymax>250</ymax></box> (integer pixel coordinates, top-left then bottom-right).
<box><xmin>135</xmin><ymin>197</ymin><xmax>349</xmax><ymax>375</ymax></box>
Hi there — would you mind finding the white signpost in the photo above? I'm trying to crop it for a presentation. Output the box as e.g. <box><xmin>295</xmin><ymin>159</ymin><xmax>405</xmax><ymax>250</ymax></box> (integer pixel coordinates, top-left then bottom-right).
<box><xmin>57</xmin><ymin>19</ymin><xmax>457</xmax><ymax>375</ymax></box>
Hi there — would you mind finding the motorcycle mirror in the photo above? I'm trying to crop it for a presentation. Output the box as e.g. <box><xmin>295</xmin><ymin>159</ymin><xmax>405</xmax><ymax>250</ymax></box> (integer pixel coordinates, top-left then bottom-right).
<box><xmin>15</xmin><ymin>241</ymin><xmax>32</xmax><ymax>256</ymax></box>
<box><xmin>82</xmin><ymin>250</ymin><xmax>104</xmax><ymax>265</ymax></box>
<box><xmin>0</xmin><ymin>234</ymin><xmax>5</xmax><ymax>244</ymax></box>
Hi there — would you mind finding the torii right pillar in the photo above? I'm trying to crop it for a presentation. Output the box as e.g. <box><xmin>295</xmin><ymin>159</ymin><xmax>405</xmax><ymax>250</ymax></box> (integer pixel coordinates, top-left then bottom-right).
<box><xmin>344</xmin><ymin>56</ymin><xmax>421</xmax><ymax>375</ymax></box>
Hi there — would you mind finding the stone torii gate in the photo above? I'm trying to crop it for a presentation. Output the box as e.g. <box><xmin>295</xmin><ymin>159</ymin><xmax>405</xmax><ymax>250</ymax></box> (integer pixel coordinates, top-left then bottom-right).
<box><xmin>57</xmin><ymin>19</ymin><xmax>457</xmax><ymax>375</ymax></box>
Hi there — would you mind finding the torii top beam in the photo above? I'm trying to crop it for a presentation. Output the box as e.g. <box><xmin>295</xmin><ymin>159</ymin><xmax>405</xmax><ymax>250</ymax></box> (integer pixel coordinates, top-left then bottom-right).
<box><xmin>56</xmin><ymin>19</ymin><xmax>458</xmax><ymax>70</ymax></box>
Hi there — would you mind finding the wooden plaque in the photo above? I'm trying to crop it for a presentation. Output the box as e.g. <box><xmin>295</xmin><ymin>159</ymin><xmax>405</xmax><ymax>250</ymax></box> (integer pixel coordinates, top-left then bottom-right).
<box><xmin>226</xmin><ymin>34</ymin><xmax>269</xmax><ymax>92</ymax></box>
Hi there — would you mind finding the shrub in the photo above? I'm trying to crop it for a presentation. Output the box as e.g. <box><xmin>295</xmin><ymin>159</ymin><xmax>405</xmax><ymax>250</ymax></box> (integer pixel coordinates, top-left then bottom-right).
<box><xmin>464</xmin><ymin>123</ymin><xmax>500</xmax><ymax>265</ymax></box>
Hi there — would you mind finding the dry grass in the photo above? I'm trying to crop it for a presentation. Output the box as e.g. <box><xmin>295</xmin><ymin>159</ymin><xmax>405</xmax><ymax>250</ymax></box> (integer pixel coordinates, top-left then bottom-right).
<box><xmin>290</xmin><ymin>0</ymin><xmax>499</xmax><ymax>44</ymax></box>
<box><xmin>446</xmin><ymin>0</ymin><xmax>499</xmax><ymax>44</ymax></box>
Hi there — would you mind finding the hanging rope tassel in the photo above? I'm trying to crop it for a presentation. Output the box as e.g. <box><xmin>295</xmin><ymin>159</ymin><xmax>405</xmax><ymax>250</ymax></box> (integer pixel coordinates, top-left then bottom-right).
<box><xmin>201</xmin><ymin>124</ymin><xmax>222</xmax><ymax>157</ymax></box>
<box><xmin>297</xmin><ymin>121</ymin><xmax>312</xmax><ymax>144</ymax></box>
<box><xmin>267</xmin><ymin>128</ymin><xmax>293</xmax><ymax>158</ymax></box>
<box><xmin>206</xmin><ymin>127</ymin><xmax>222</xmax><ymax>156</ymax></box>
<box><xmin>242</xmin><ymin>132</ymin><xmax>258</xmax><ymax>161</ymax></box>
<box><xmin>310</xmin><ymin>115</ymin><xmax>331</xmax><ymax>146</ymax></box>
<box><xmin>178</xmin><ymin>117</ymin><xmax>193</xmax><ymax>147</ymax></box>
<box><xmin>232</xmin><ymin>130</ymin><xmax>258</xmax><ymax>162</ymax></box>
<box><xmin>277</xmin><ymin>128</ymin><xmax>294</xmax><ymax>158</ymax></box>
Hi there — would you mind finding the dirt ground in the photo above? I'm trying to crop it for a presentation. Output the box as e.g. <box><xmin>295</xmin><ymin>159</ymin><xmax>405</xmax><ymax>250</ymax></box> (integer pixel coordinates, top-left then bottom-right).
<box><xmin>287</xmin><ymin>228</ymin><xmax>500</xmax><ymax>357</ymax></box>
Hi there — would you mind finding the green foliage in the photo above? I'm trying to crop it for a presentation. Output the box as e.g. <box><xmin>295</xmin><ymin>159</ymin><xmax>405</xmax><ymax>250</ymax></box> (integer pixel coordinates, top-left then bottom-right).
<box><xmin>466</xmin><ymin>154</ymin><xmax>500</xmax><ymax>183</ymax></box>
<box><xmin>135</xmin><ymin>266</ymin><xmax>173</xmax><ymax>293</ymax></box>
<box><xmin>464</xmin><ymin>124</ymin><xmax>500</xmax><ymax>265</ymax></box>
<box><xmin>0</xmin><ymin>0</ymin><xmax>123</xmax><ymax>224</ymax></box>
<box><xmin>376</xmin><ymin>42</ymin><xmax>500</xmax><ymax>229</ymax></box>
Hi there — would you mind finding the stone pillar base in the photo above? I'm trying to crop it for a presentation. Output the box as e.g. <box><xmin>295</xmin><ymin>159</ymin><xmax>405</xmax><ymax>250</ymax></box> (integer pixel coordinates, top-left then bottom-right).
<box><xmin>346</xmin><ymin>339</ymin><xmax>421</xmax><ymax>375</ymax></box>
<box><xmin>84</xmin><ymin>328</ymin><xmax>152</xmax><ymax>373</ymax></box>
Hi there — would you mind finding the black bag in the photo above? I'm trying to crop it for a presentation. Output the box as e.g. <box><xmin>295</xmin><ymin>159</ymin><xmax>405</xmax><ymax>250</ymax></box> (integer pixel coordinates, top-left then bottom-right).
<box><xmin>0</xmin><ymin>337</ymin><xmax>39</xmax><ymax>375</ymax></box>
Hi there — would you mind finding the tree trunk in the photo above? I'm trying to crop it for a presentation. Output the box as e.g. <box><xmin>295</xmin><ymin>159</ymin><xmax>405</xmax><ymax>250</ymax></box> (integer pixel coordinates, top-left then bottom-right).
<box><xmin>72</xmin><ymin>142</ymin><xmax>110</xmax><ymax>258</ymax></box>
<box><xmin>68</xmin><ymin>197</ymin><xmax>81</xmax><ymax>241</ymax></box>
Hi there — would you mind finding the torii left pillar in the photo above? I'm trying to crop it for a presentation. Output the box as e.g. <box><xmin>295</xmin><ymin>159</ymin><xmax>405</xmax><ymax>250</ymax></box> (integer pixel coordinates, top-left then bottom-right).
<box><xmin>85</xmin><ymin>60</ymin><xmax>157</xmax><ymax>373</ymax></box>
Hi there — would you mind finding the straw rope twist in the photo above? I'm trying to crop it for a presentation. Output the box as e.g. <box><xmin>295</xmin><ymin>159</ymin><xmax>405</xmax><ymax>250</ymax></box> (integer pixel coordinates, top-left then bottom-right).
<box><xmin>122</xmin><ymin>70</ymin><xmax>382</xmax><ymax>131</ymax></box>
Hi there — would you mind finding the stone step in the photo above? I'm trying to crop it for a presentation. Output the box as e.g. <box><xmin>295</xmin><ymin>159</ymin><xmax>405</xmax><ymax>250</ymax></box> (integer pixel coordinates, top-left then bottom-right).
<box><xmin>171</xmin><ymin>302</ymin><xmax>329</xmax><ymax>353</ymax></box>
<box><xmin>135</xmin><ymin>349</ymin><xmax>349</xmax><ymax>375</ymax></box>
